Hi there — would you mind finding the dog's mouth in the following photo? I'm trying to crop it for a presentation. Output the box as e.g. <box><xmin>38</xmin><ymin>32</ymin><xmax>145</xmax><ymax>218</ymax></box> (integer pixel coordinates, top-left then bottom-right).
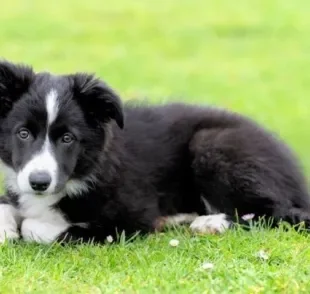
<box><xmin>30</xmin><ymin>184</ymin><xmax>66</xmax><ymax>198</ymax></box>
<box><xmin>32</xmin><ymin>191</ymin><xmax>57</xmax><ymax>198</ymax></box>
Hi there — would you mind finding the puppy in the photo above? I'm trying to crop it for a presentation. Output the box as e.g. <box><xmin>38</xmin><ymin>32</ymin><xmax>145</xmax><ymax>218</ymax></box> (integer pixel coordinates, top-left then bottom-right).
<box><xmin>0</xmin><ymin>60</ymin><xmax>309</xmax><ymax>244</ymax></box>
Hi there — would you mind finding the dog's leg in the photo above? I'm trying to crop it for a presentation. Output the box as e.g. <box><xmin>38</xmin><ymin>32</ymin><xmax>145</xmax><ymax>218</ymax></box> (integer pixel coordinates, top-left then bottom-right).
<box><xmin>188</xmin><ymin>128</ymin><xmax>310</xmax><ymax>234</ymax></box>
<box><xmin>22</xmin><ymin>219</ymin><xmax>107</xmax><ymax>244</ymax></box>
<box><xmin>163</xmin><ymin>213</ymin><xmax>199</xmax><ymax>226</ymax></box>
<box><xmin>188</xmin><ymin>197</ymin><xmax>253</xmax><ymax>234</ymax></box>
<box><xmin>0</xmin><ymin>196</ymin><xmax>21</xmax><ymax>242</ymax></box>
<box><xmin>21</xmin><ymin>217</ymin><xmax>70</xmax><ymax>244</ymax></box>
<box><xmin>189</xmin><ymin>213</ymin><xmax>232</xmax><ymax>234</ymax></box>
<box><xmin>21</xmin><ymin>209</ymin><xmax>71</xmax><ymax>244</ymax></box>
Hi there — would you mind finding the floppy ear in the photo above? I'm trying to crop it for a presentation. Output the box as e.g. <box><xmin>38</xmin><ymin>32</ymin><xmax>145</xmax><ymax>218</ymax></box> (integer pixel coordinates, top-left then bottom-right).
<box><xmin>72</xmin><ymin>74</ymin><xmax>124</xmax><ymax>129</ymax></box>
<box><xmin>0</xmin><ymin>60</ymin><xmax>34</xmax><ymax>118</ymax></box>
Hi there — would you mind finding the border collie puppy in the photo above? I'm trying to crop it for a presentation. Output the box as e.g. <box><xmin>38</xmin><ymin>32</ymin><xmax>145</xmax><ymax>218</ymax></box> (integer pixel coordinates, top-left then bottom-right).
<box><xmin>0</xmin><ymin>60</ymin><xmax>309</xmax><ymax>244</ymax></box>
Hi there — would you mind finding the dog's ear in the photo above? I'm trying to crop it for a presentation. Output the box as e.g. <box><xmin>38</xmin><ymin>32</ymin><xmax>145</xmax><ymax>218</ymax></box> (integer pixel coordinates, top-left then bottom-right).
<box><xmin>0</xmin><ymin>61</ymin><xmax>34</xmax><ymax>118</ymax></box>
<box><xmin>72</xmin><ymin>73</ymin><xmax>124</xmax><ymax>129</ymax></box>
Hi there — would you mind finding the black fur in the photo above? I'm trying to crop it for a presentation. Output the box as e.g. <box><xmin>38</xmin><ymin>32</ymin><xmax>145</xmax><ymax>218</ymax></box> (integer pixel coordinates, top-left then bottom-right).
<box><xmin>0</xmin><ymin>60</ymin><xmax>310</xmax><ymax>244</ymax></box>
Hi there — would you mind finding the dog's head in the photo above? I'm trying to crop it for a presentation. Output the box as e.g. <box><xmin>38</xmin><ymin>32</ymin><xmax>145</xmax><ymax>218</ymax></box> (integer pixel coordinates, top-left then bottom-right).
<box><xmin>0</xmin><ymin>60</ymin><xmax>123</xmax><ymax>197</ymax></box>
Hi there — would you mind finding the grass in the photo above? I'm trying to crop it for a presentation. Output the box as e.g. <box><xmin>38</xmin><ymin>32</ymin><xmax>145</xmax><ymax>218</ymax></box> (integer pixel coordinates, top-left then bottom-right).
<box><xmin>1</xmin><ymin>0</ymin><xmax>310</xmax><ymax>292</ymax></box>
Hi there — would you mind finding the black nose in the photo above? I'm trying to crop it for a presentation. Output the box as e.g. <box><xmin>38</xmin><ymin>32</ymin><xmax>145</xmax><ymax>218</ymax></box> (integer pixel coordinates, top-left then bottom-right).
<box><xmin>29</xmin><ymin>171</ymin><xmax>52</xmax><ymax>192</ymax></box>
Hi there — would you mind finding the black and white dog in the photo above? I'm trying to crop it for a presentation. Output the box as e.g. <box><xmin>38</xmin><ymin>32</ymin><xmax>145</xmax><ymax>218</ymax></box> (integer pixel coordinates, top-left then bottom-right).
<box><xmin>0</xmin><ymin>60</ymin><xmax>309</xmax><ymax>244</ymax></box>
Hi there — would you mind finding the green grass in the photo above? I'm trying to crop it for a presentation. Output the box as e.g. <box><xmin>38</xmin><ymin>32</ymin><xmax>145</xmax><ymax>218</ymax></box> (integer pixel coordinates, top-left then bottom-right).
<box><xmin>1</xmin><ymin>0</ymin><xmax>310</xmax><ymax>292</ymax></box>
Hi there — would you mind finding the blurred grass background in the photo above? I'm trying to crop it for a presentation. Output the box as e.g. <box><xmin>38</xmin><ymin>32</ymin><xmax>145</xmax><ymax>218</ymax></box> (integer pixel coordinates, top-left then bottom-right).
<box><xmin>1</xmin><ymin>0</ymin><xmax>310</xmax><ymax>178</ymax></box>
<box><xmin>1</xmin><ymin>0</ymin><xmax>310</xmax><ymax>293</ymax></box>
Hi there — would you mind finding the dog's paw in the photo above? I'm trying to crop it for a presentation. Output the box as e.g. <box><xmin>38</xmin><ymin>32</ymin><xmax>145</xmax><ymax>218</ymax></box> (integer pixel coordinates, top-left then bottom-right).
<box><xmin>21</xmin><ymin>218</ymin><xmax>68</xmax><ymax>244</ymax></box>
<box><xmin>189</xmin><ymin>214</ymin><xmax>231</xmax><ymax>234</ymax></box>
<box><xmin>0</xmin><ymin>226</ymin><xmax>20</xmax><ymax>243</ymax></box>
<box><xmin>0</xmin><ymin>204</ymin><xmax>20</xmax><ymax>243</ymax></box>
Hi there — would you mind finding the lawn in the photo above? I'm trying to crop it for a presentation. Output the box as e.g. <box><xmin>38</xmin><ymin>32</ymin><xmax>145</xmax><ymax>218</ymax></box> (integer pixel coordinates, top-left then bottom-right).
<box><xmin>1</xmin><ymin>0</ymin><xmax>310</xmax><ymax>293</ymax></box>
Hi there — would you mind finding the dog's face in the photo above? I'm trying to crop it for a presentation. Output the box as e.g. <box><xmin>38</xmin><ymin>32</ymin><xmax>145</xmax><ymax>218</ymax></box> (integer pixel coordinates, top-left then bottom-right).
<box><xmin>0</xmin><ymin>61</ymin><xmax>123</xmax><ymax>197</ymax></box>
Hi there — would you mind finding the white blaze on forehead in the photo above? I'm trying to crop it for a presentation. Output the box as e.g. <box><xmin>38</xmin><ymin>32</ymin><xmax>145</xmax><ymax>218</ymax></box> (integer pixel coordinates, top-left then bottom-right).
<box><xmin>17</xmin><ymin>138</ymin><xmax>58</xmax><ymax>194</ymax></box>
<box><xmin>15</xmin><ymin>88</ymin><xmax>61</xmax><ymax>194</ymax></box>
<box><xmin>46</xmin><ymin>89</ymin><xmax>59</xmax><ymax>125</ymax></box>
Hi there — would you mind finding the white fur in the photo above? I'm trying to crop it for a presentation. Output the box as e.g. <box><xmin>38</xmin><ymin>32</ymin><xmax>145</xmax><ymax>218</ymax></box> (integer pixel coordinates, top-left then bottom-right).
<box><xmin>164</xmin><ymin>213</ymin><xmax>198</xmax><ymax>226</ymax></box>
<box><xmin>17</xmin><ymin>138</ymin><xmax>58</xmax><ymax>194</ymax></box>
<box><xmin>18</xmin><ymin>191</ymin><xmax>64</xmax><ymax>219</ymax></box>
<box><xmin>190</xmin><ymin>214</ymin><xmax>230</xmax><ymax>234</ymax></box>
<box><xmin>200</xmin><ymin>195</ymin><xmax>218</xmax><ymax>214</ymax></box>
<box><xmin>65</xmin><ymin>174</ymin><xmax>97</xmax><ymax>197</ymax></box>
<box><xmin>0</xmin><ymin>204</ymin><xmax>20</xmax><ymax>243</ymax></box>
<box><xmin>21</xmin><ymin>217</ymin><xmax>69</xmax><ymax>244</ymax></box>
<box><xmin>19</xmin><ymin>192</ymin><xmax>70</xmax><ymax>243</ymax></box>
<box><xmin>46</xmin><ymin>89</ymin><xmax>59</xmax><ymax>125</ymax></box>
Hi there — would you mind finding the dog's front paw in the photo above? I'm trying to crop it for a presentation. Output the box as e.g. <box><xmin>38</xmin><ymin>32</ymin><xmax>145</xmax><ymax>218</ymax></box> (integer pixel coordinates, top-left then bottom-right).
<box><xmin>190</xmin><ymin>214</ymin><xmax>231</xmax><ymax>234</ymax></box>
<box><xmin>21</xmin><ymin>218</ymin><xmax>68</xmax><ymax>244</ymax></box>
<box><xmin>0</xmin><ymin>204</ymin><xmax>20</xmax><ymax>243</ymax></box>
<box><xmin>0</xmin><ymin>226</ymin><xmax>20</xmax><ymax>243</ymax></box>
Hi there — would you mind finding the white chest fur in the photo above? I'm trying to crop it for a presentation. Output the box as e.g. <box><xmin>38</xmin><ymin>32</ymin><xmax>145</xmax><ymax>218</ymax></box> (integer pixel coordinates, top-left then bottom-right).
<box><xmin>19</xmin><ymin>193</ymin><xmax>70</xmax><ymax>244</ymax></box>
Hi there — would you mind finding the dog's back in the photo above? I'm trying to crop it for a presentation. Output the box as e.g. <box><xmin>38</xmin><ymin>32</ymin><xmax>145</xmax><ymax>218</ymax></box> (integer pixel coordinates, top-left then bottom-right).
<box><xmin>119</xmin><ymin>103</ymin><xmax>310</xmax><ymax>226</ymax></box>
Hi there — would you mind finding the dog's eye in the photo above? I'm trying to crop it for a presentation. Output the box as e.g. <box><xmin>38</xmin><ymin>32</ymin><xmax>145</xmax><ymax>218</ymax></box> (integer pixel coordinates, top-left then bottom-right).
<box><xmin>61</xmin><ymin>133</ymin><xmax>75</xmax><ymax>144</ymax></box>
<box><xmin>18</xmin><ymin>128</ymin><xmax>30</xmax><ymax>140</ymax></box>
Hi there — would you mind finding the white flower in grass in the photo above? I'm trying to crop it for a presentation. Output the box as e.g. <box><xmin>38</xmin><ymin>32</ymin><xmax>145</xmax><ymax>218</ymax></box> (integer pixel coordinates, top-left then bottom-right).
<box><xmin>242</xmin><ymin>213</ymin><xmax>255</xmax><ymax>221</ymax></box>
<box><xmin>106</xmin><ymin>235</ymin><xmax>114</xmax><ymax>243</ymax></box>
<box><xmin>201</xmin><ymin>262</ymin><xmax>214</xmax><ymax>270</ymax></box>
<box><xmin>256</xmin><ymin>249</ymin><xmax>269</xmax><ymax>260</ymax></box>
<box><xmin>169</xmin><ymin>239</ymin><xmax>179</xmax><ymax>247</ymax></box>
